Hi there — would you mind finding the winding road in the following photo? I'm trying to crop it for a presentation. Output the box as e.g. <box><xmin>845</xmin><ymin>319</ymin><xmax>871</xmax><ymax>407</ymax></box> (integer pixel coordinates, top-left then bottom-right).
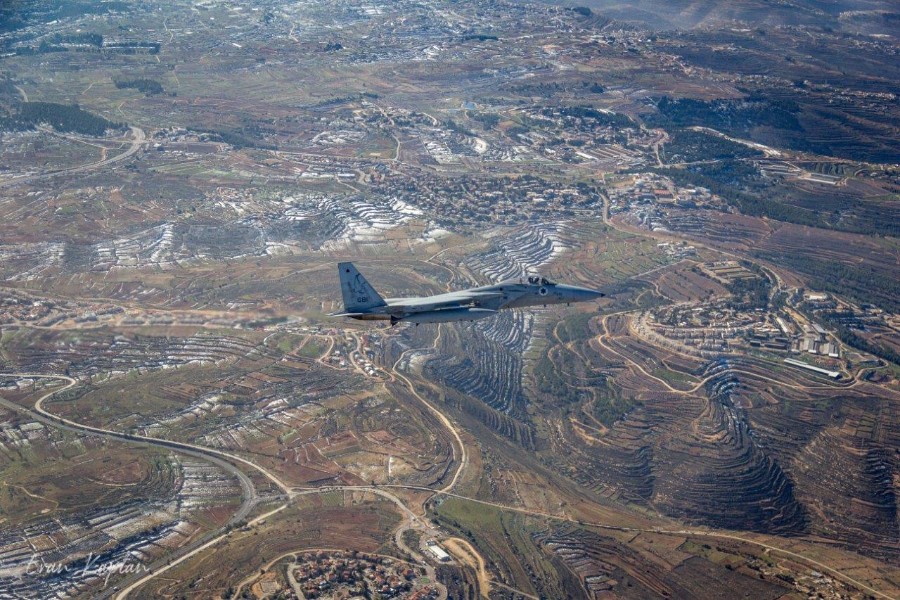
<box><xmin>0</xmin><ymin>373</ymin><xmax>286</xmax><ymax>599</ymax></box>
<box><xmin>0</xmin><ymin>363</ymin><xmax>894</xmax><ymax>600</ymax></box>
<box><xmin>0</xmin><ymin>125</ymin><xmax>146</xmax><ymax>188</ymax></box>
<box><xmin>0</xmin><ymin>372</ymin><xmax>455</xmax><ymax>599</ymax></box>
<box><xmin>393</xmin><ymin>346</ymin><xmax>468</xmax><ymax>494</ymax></box>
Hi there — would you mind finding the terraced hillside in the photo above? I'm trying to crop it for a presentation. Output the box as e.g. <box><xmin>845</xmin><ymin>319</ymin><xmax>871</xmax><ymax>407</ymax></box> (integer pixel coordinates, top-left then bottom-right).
<box><xmin>0</xmin><ymin>402</ymin><xmax>240</xmax><ymax>598</ymax></box>
<box><xmin>536</xmin><ymin>305</ymin><xmax>900</xmax><ymax>560</ymax></box>
<box><xmin>1</xmin><ymin>0</ymin><xmax>898</xmax><ymax>596</ymax></box>
<box><xmin>422</xmin><ymin>222</ymin><xmax>589</xmax><ymax>443</ymax></box>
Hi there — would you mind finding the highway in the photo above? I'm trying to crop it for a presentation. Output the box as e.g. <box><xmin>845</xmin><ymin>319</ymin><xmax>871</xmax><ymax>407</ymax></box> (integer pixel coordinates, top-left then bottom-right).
<box><xmin>1</xmin><ymin>368</ymin><xmax>894</xmax><ymax>600</ymax></box>
<box><xmin>0</xmin><ymin>367</ymin><xmax>478</xmax><ymax>598</ymax></box>
<box><xmin>0</xmin><ymin>373</ymin><xmax>291</xmax><ymax>600</ymax></box>
<box><xmin>371</xmin><ymin>485</ymin><xmax>896</xmax><ymax>600</ymax></box>
<box><xmin>393</xmin><ymin>346</ymin><xmax>468</xmax><ymax>494</ymax></box>
<box><xmin>0</xmin><ymin>373</ymin><xmax>454</xmax><ymax>598</ymax></box>
<box><xmin>0</xmin><ymin>374</ymin><xmax>260</xmax><ymax>516</ymax></box>
<box><xmin>0</xmin><ymin>125</ymin><xmax>146</xmax><ymax>188</ymax></box>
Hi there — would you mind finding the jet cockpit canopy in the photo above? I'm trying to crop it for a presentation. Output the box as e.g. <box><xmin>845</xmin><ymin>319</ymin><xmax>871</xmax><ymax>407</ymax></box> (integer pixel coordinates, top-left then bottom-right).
<box><xmin>527</xmin><ymin>275</ymin><xmax>555</xmax><ymax>285</ymax></box>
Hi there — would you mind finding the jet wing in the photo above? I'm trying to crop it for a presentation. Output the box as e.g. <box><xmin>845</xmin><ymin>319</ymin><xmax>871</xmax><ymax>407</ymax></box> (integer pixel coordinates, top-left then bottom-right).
<box><xmin>385</xmin><ymin>290</ymin><xmax>504</xmax><ymax>312</ymax></box>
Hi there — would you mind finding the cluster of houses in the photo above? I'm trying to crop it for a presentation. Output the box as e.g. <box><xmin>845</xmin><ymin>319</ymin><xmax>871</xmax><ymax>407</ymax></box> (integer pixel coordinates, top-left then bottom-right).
<box><xmin>291</xmin><ymin>551</ymin><xmax>437</xmax><ymax>599</ymax></box>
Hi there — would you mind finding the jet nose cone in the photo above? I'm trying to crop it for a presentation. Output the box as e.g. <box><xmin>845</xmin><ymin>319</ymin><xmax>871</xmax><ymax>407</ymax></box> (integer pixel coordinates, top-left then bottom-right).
<box><xmin>559</xmin><ymin>285</ymin><xmax>605</xmax><ymax>301</ymax></box>
<box><xmin>579</xmin><ymin>287</ymin><xmax>605</xmax><ymax>301</ymax></box>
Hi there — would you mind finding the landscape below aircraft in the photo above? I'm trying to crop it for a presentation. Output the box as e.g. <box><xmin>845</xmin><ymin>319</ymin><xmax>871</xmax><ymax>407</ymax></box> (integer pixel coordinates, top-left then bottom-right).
<box><xmin>333</xmin><ymin>262</ymin><xmax>605</xmax><ymax>325</ymax></box>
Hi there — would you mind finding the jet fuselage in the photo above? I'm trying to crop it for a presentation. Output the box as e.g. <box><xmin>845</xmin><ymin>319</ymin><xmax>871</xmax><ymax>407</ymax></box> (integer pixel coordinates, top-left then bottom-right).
<box><xmin>333</xmin><ymin>262</ymin><xmax>604</xmax><ymax>325</ymax></box>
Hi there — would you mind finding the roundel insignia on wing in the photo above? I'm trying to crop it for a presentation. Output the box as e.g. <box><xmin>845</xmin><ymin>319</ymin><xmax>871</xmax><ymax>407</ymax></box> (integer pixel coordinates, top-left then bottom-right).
<box><xmin>539</xmin><ymin>287</ymin><xmax>548</xmax><ymax>296</ymax></box>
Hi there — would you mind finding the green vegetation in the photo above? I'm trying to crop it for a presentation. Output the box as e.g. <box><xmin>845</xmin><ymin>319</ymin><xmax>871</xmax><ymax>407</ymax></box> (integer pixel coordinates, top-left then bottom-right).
<box><xmin>818</xmin><ymin>311</ymin><xmax>900</xmax><ymax>367</ymax></box>
<box><xmin>433</xmin><ymin>498</ymin><xmax>553</xmax><ymax>597</ymax></box>
<box><xmin>297</xmin><ymin>339</ymin><xmax>327</xmax><ymax>359</ymax></box>
<box><xmin>757</xmin><ymin>251</ymin><xmax>900</xmax><ymax>314</ymax></box>
<box><xmin>724</xmin><ymin>269</ymin><xmax>770</xmax><ymax>310</ymax></box>
<box><xmin>555</xmin><ymin>312</ymin><xmax>595</xmax><ymax>344</ymax></box>
<box><xmin>677</xmin><ymin>540</ymin><xmax>744</xmax><ymax>568</ymax></box>
<box><xmin>0</xmin><ymin>1</ymin><xmax>127</xmax><ymax>34</ymax></box>
<box><xmin>652</xmin><ymin>366</ymin><xmax>697</xmax><ymax>389</ymax></box>
<box><xmin>647</xmin><ymin>95</ymin><xmax>804</xmax><ymax>140</ymax></box>
<box><xmin>442</xmin><ymin>118</ymin><xmax>474</xmax><ymax>137</ymax></box>
<box><xmin>661</xmin><ymin>129</ymin><xmax>762</xmax><ymax>162</ymax></box>
<box><xmin>271</xmin><ymin>334</ymin><xmax>298</xmax><ymax>354</ymax></box>
<box><xmin>654</xmin><ymin>163</ymin><xmax>900</xmax><ymax>236</ymax></box>
<box><xmin>533</xmin><ymin>352</ymin><xmax>581</xmax><ymax>405</ymax></box>
<box><xmin>48</xmin><ymin>32</ymin><xmax>104</xmax><ymax>47</ymax></box>
<box><xmin>320</xmin><ymin>490</ymin><xmax>343</xmax><ymax>507</ymax></box>
<box><xmin>196</xmin><ymin>127</ymin><xmax>276</xmax><ymax>150</ymax></box>
<box><xmin>460</xmin><ymin>33</ymin><xmax>498</xmax><ymax>42</ymax></box>
<box><xmin>591</xmin><ymin>387</ymin><xmax>640</xmax><ymax>427</ymax></box>
<box><xmin>54</xmin><ymin>204</ymin><xmax>80</xmax><ymax>216</ymax></box>
<box><xmin>635</xmin><ymin>289</ymin><xmax>669</xmax><ymax>310</ymax></box>
<box><xmin>2</xmin><ymin>102</ymin><xmax>125</xmax><ymax>135</ymax></box>
<box><xmin>534</xmin><ymin>338</ymin><xmax>639</xmax><ymax>425</ymax></box>
<box><xmin>554</xmin><ymin>106</ymin><xmax>635</xmax><ymax>129</ymax></box>
<box><xmin>245</xmin><ymin>315</ymin><xmax>287</xmax><ymax>329</ymax></box>
<box><xmin>115</xmin><ymin>78</ymin><xmax>165</xmax><ymax>95</ymax></box>
<box><xmin>470</xmin><ymin>112</ymin><xmax>500</xmax><ymax>128</ymax></box>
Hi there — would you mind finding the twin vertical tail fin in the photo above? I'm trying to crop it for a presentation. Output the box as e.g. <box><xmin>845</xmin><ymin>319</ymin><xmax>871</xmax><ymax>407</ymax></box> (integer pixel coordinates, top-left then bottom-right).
<box><xmin>338</xmin><ymin>262</ymin><xmax>386</xmax><ymax>313</ymax></box>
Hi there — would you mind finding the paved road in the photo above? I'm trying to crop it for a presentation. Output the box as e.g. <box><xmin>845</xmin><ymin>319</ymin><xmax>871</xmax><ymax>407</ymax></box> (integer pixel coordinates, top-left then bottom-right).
<box><xmin>0</xmin><ymin>373</ymin><xmax>269</xmax><ymax>600</ymax></box>
<box><xmin>0</xmin><ymin>375</ymin><xmax>259</xmax><ymax>515</ymax></box>
<box><xmin>116</xmin><ymin>502</ymin><xmax>290</xmax><ymax>600</ymax></box>
<box><xmin>393</xmin><ymin>347</ymin><xmax>468</xmax><ymax>494</ymax></box>
<box><xmin>2</xmin><ymin>371</ymin><xmax>892</xmax><ymax>600</ymax></box>
<box><xmin>0</xmin><ymin>373</ymin><xmax>448</xmax><ymax>598</ymax></box>
<box><xmin>0</xmin><ymin>125</ymin><xmax>145</xmax><ymax>188</ymax></box>
<box><xmin>371</xmin><ymin>484</ymin><xmax>896</xmax><ymax>600</ymax></box>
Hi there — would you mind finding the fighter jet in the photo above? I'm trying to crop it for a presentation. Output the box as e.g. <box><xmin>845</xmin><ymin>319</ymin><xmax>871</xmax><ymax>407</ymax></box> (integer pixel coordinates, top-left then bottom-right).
<box><xmin>332</xmin><ymin>262</ymin><xmax>605</xmax><ymax>326</ymax></box>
